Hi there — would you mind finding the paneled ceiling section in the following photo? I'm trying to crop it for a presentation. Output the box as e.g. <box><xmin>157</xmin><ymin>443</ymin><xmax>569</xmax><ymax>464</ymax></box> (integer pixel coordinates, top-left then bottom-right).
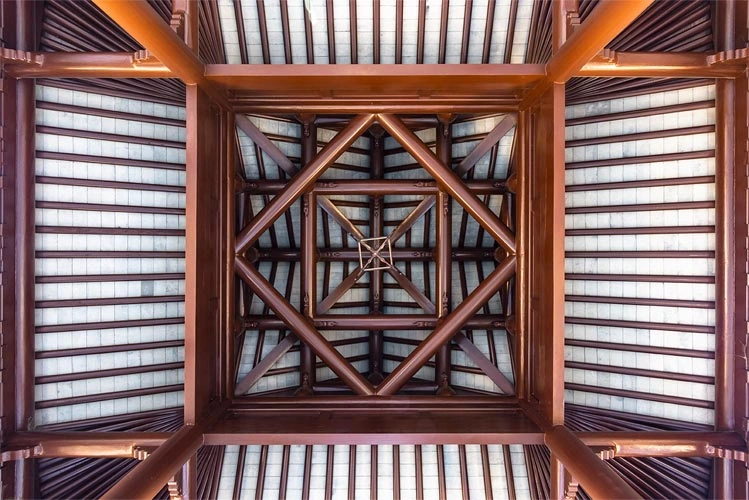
<box><xmin>38</xmin><ymin>0</ymin><xmax>186</xmax><ymax>103</ymax></box>
<box><xmin>217</xmin><ymin>0</ymin><xmax>533</xmax><ymax>65</ymax></box>
<box><xmin>234</xmin><ymin>112</ymin><xmax>517</xmax><ymax>396</ymax></box>
<box><xmin>4</xmin><ymin>0</ymin><xmax>745</xmax><ymax>498</ymax></box>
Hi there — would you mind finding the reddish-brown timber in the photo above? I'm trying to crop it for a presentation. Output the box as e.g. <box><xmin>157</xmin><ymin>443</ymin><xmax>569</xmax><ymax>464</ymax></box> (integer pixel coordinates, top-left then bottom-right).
<box><xmin>184</xmin><ymin>86</ymin><xmax>225</xmax><ymax>423</ymax></box>
<box><xmin>578</xmin><ymin>51</ymin><xmax>744</xmax><ymax>78</ymax></box>
<box><xmin>92</xmin><ymin>0</ymin><xmax>227</xmax><ymax>106</ymax></box>
<box><xmin>377</xmin><ymin>256</ymin><xmax>516</xmax><ymax>395</ymax></box>
<box><xmin>205</xmin><ymin>64</ymin><xmax>545</xmax><ymax>95</ymax></box>
<box><xmin>234</xmin><ymin>257</ymin><xmax>375</xmax><ymax>396</ymax></box>
<box><xmin>377</xmin><ymin>113</ymin><xmax>516</xmax><ymax>254</ymax></box>
<box><xmin>250</xmin><ymin>247</ymin><xmax>498</xmax><ymax>262</ymax></box>
<box><xmin>545</xmin><ymin>426</ymin><xmax>642</xmax><ymax>500</ymax></box>
<box><xmin>522</xmin><ymin>0</ymin><xmax>654</xmax><ymax>107</ymax></box>
<box><xmin>235</xmin><ymin>114</ymin><xmax>375</xmax><ymax>254</ymax></box>
<box><xmin>242</xmin><ymin>313</ymin><xmax>506</xmax><ymax>330</ymax></box>
<box><xmin>4</xmin><ymin>52</ymin><xmax>172</xmax><ymax>78</ymax></box>
<box><xmin>100</xmin><ymin>424</ymin><xmax>205</xmax><ymax>500</ymax></box>
<box><xmin>300</xmin><ymin>115</ymin><xmax>318</xmax><ymax>391</ymax></box>
<box><xmin>5</xmin><ymin>432</ymin><xmax>171</xmax><ymax>458</ymax></box>
<box><xmin>526</xmin><ymin>83</ymin><xmax>566</xmax><ymax>426</ymax></box>
<box><xmin>577</xmin><ymin>431</ymin><xmax>746</xmax><ymax>458</ymax></box>
<box><xmin>435</xmin><ymin>117</ymin><xmax>452</xmax><ymax>391</ymax></box>
<box><xmin>235</xmin><ymin>114</ymin><xmax>297</xmax><ymax>177</ymax></box>
<box><xmin>515</xmin><ymin>108</ymin><xmax>529</xmax><ymax>400</ymax></box>
<box><xmin>206</xmin><ymin>403</ymin><xmax>541</xmax><ymax>445</ymax></box>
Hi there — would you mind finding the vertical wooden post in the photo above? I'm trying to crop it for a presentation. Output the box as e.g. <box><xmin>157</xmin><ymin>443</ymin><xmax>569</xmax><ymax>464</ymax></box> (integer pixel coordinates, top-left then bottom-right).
<box><xmin>7</xmin><ymin>1</ymin><xmax>43</xmax><ymax>496</ymax></box>
<box><xmin>526</xmin><ymin>83</ymin><xmax>566</xmax><ymax>426</ymax></box>
<box><xmin>223</xmin><ymin>112</ymin><xmax>237</xmax><ymax>401</ymax></box>
<box><xmin>300</xmin><ymin>115</ymin><xmax>317</xmax><ymax>393</ymax></box>
<box><xmin>435</xmin><ymin>116</ymin><xmax>453</xmax><ymax>394</ymax></box>
<box><xmin>549</xmin><ymin>454</ymin><xmax>565</xmax><ymax>500</ymax></box>
<box><xmin>184</xmin><ymin>86</ymin><xmax>224</xmax><ymax>422</ymax></box>
<box><xmin>732</xmin><ymin>64</ymin><xmax>749</xmax><ymax>500</ymax></box>
<box><xmin>515</xmin><ymin>109</ymin><xmax>530</xmax><ymax>401</ymax></box>
<box><xmin>368</xmin><ymin>126</ymin><xmax>385</xmax><ymax>383</ymax></box>
<box><xmin>713</xmin><ymin>1</ymin><xmax>747</xmax><ymax>497</ymax></box>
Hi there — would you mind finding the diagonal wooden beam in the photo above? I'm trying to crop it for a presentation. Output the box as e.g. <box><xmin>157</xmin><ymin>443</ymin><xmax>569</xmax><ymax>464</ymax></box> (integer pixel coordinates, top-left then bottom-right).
<box><xmin>236</xmin><ymin>114</ymin><xmax>375</xmax><ymax>254</ymax></box>
<box><xmin>547</xmin><ymin>0</ymin><xmax>654</xmax><ymax>83</ymax></box>
<box><xmin>102</xmin><ymin>429</ymin><xmax>201</xmax><ymax>499</ymax></box>
<box><xmin>235</xmin><ymin>256</ymin><xmax>375</xmax><ymax>396</ymax></box>
<box><xmin>545</xmin><ymin>426</ymin><xmax>642</xmax><ymax>500</ymax></box>
<box><xmin>453</xmin><ymin>333</ymin><xmax>515</xmax><ymax>395</ymax></box>
<box><xmin>522</xmin><ymin>0</ymin><xmax>654</xmax><ymax>107</ymax></box>
<box><xmin>386</xmin><ymin>267</ymin><xmax>436</xmax><ymax>315</ymax></box>
<box><xmin>235</xmin><ymin>114</ymin><xmax>298</xmax><ymax>177</ymax></box>
<box><xmin>377</xmin><ymin>113</ymin><xmax>516</xmax><ymax>254</ymax></box>
<box><xmin>100</xmin><ymin>404</ymin><xmax>223</xmax><ymax>500</ymax></box>
<box><xmin>377</xmin><ymin>256</ymin><xmax>516</xmax><ymax>395</ymax></box>
<box><xmin>317</xmin><ymin>267</ymin><xmax>364</xmax><ymax>315</ymax></box>
<box><xmin>455</xmin><ymin>115</ymin><xmax>516</xmax><ymax>177</ymax></box>
<box><xmin>234</xmin><ymin>334</ymin><xmax>298</xmax><ymax>395</ymax></box>
<box><xmin>388</xmin><ymin>196</ymin><xmax>436</xmax><ymax>243</ymax></box>
<box><xmin>92</xmin><ymin>0</ymin><xmax>227</xmax><ymax>106</ymax></box>
<box><xmin>318</xmin><ymin>196</ymin><xmax>367</xmax><ymax>241</ymax></box>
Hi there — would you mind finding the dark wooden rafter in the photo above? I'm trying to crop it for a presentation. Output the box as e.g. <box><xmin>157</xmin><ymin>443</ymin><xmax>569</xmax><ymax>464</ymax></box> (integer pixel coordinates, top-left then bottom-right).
<box><xmin>303</xmin><ymin>1</ymin><xmax>314</xmax><ymax>63</ymax></box>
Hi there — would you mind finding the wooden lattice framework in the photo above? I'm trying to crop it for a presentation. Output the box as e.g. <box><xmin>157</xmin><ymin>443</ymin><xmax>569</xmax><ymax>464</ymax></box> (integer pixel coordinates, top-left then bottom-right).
<box><xmin>1</xmin><ymin>0</ymin><xmax>748</xmax><ymax>498</ymax></box>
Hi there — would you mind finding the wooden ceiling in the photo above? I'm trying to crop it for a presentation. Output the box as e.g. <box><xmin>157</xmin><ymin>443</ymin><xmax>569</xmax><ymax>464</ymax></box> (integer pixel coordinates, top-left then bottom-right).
<box><xmin>0</xmin><ymin>0</ymin><xmax>747</xmax><ymax>499</ymax></box>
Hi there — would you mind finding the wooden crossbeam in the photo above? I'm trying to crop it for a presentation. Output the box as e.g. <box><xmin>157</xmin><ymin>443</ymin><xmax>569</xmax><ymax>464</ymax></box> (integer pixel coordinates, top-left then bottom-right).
<box><xmin>235</xmin><ymin>114</ymin><xmax>298</xmax><ymax>177</ymax></box>
<box><xmin>376</xmin><ymin>256</ymin><xmax>517</xmax><ymax>395</ymax></box>
<box><xmin>233</xmin><ymin>334</ymin><xmax>298</xmax><ymax>396</ymax></box>
<box><xmin>378</xmin><ymin>113</ymin><xmax>516</xmax><ymax>254</ymax></box>
<box><xmin>235</xmin><ymin>114</ymin><xmax>375</xmax><ymax>254</ymax></box>
<box><xmin>234</xmin><ymin>257</ymin><xmax>375</xmax><ymax>396</ymax></box>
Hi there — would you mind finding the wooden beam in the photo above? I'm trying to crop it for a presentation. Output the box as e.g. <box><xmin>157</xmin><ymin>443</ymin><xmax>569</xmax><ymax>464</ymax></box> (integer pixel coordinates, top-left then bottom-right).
<box><xmin>377</xmin><ymin>113</ymin><xmax>516</xmax><ymax>254</ymax></box>
<box><xmin>233</xmin><ymin>334</ymin><xmax>298</xmax><ymax>395</ymax></box>
<box><xmin>453</xmin><ymin>333</ymin><xmax>515</xmax><ymax>395</ymax></box>
<box><xmin>527</xmin><ymin>84</ymin><xmax>566</xmax><ymax>426</ymax></box>
<box><xmin>579</xmin><ymin>51</ymin><xmax>744</xmax><ymax>78</ymax></box>
<box><xmin>455</xmin><ymin>114</ymin><xmax>516</xmax><ymax>177</ymax></box>
<box><xmin>545</xmin><ymin>426</ymin><xmax>643</xmax><ymax>500</ymax></box>
<box><xmin>234</xmin><ymin>257</ymin><xmax>375</xmax><ymax>396</ymax></box>
<box><xmin>92</xmin><ymin>0</ymin><xmax>227</xmax><ymax>106</ymax></box>
<box><xmin>206</xmin><ymin>400</ymin><xmax>541</xmax><ymax>445</ymax></box>
<box><xmin>235</xmin><ymin>114</ymin><xmax>375</xmax><ymax>254</ymax></box>
<box><xmin>435</xmin><ymin>118</ymin><xmax>452</xmax><ymax>392</ymax></box>
<box><xmin>577</xmin><ymin>431</ymin><xmax>746</xmax><ymax>457</ymax></box>
<box><xmin>243</xmin><ymin>314</ymin><xmax>506</xmax><ymax>331</ymax></box>
<box><xmin>101</xmin><ymin>424</ymin><xmax>204</xmax><ymax>499</ymax></box>
<box><xmin>2</xmin><ymin>51</ymin><xmax>172</xmax><ymax>78</ymax></box>
<box><xmin>522</xmin><ymin>0</ymin><xmax>654</xmax><ymax>107</ymax></box>
<box><xmin>8</xmin><ymin>1</ymin><xmax>41</xmax><ymax>496</ymax></box>
<box><xmin>515</xmin><ymin>108</ymin><xmax>530</xmax><ymax>400</ymax></box>
<box><xmin>205</xmin><ymin>63</ymin><xmax>545</xmax><ymax>94</ymax></box>
<box><xmin>548</xmin><ymin>0</ymin><xmax>653</xmax><ymax>82</ymax></box>
<box><xmin>240</xmin><ymin>179</ymin><xmax>509</xmax><ymax>196</ymax></box>
<box><xmin>376</xmin><ymin>256</ymin><xmax>516</xmax><ymax>395</ymax></box>
<box><xmin>230</xmin><ymin>96</ymin><xmax>520</xmax><ymax>115</ymax></box>
<box><xmin>184</xmin><ymin>86</ymin><xmax>225</xmax><ymax>423</ymax></box>
<box><xmin>235</xmin><ymin>114</ymin><xmax>298</xmax><ymax>177</ymax></box>
<box><xmin>5</xmin><ymin>432</ymin><xmax>171</xmax><ymax>459</ymax></box>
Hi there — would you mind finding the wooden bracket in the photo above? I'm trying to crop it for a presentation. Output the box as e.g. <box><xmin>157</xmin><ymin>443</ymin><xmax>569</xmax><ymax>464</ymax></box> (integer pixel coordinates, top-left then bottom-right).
<box><xmin>708</xmin><ymin>48</ymin><xmax>749</xmax><ymax>67</ymax></box>
<box><xmin>0</xmin><ymin>48</ymin><xmax>42</xmax><ymax>66</ymax></box>
<box><xmin>0</xmin><ymin>445</ymin><xmax>40</xmax><ymax>462</ymax></box>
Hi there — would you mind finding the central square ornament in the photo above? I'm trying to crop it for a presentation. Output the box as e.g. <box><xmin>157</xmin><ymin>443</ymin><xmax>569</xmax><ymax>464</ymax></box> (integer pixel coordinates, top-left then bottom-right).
<box><xmin>358</xmin><ymin>236</ymin><xmax>393</xmax><ymax>271</ymax></box>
